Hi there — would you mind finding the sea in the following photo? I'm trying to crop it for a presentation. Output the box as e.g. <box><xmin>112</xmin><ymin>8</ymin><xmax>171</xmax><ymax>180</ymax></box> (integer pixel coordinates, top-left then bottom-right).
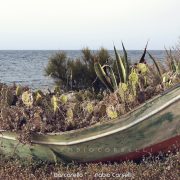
<box><xmin>0</xmin><ymin>50</ymin><xmax>166</xmax><ymax>90</ymax></box>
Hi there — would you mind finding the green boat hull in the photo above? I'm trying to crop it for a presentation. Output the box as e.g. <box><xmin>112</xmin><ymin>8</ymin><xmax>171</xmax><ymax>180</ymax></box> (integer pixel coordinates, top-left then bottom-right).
<box><xmin>0</xmin><ymin>85</ymin><xmax>180</xmax><ymax>163</ymax></box>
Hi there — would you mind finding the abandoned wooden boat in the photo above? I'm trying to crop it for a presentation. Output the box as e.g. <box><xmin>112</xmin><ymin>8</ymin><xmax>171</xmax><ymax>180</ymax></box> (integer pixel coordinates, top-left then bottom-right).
<box><xmin>0</xmin><ymin>84</ymin><xmax>180</xmax><ymax>163</ymax></box>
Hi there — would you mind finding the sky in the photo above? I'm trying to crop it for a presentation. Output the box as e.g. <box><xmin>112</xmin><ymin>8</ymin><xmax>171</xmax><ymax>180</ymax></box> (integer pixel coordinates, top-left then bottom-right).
<box><xmin>0</xmin><ymin>0</ymin><xmax>180</xmax><ymax>50</ymax></box>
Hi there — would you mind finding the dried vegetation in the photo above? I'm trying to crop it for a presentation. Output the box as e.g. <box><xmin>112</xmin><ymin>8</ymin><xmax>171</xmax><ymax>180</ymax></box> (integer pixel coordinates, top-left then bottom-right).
<box><xmin>0</xmin><ymin>151</ymin><xmax>179</xmax><ymax>179</ymax></box>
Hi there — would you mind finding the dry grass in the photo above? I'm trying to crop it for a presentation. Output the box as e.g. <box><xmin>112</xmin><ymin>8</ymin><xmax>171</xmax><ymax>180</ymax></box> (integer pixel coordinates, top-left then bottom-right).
<box><xmin>0</xmin><ymin>151</ymin><xmax>179</xmax><ymax>180</ymax></box>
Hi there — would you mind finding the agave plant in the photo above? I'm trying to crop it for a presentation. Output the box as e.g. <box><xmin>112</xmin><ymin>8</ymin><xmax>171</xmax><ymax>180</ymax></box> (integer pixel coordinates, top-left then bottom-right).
<box><xmin>114</xmin><ymin>43</ymin><xmax>130</xmax><ymax>84</ymax></box>
<box><xmin>148</xmin><ymin>49</ymin><xmax>180</xmax><ymax>88</ymax></box>
<box><xmin>139</xmin><ymin>41</ymin><xmax>148</xmax><ymax>63</ymax></box>
<box><xmin>94</xmin><ymin>42</ymin><xmax>149</xmax><ymax>93</ymax></box>
<box><xmin>165</xmin><ymin>48</ymin><xmax>180</xmax><ymax>74</ymax></box>
<box><xmin>94</xmin><ymin>61</ymin><xmax>117</xmax><ymax>92</ymax></box>
<box><xmin>94</xmin><ymin>42</ymin><xmax>130</xmax><ymax>92</ymax></box>
<box><xmin>147</xmin><ymin>52</ymin><xmax>162</xmax><ymax>79</ymax></box>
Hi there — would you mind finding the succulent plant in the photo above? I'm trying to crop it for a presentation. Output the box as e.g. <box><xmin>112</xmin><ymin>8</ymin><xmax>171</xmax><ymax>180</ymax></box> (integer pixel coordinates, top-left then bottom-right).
<box><xmin>148</xmin><ymin>51</ymin><xmax>180</xmax><ymax>88</ymax></box>
<box><xmin>21</xmin><ymin>91</ymin><xmax>34</xmax><ymax>107</ymax></box>
<box><xmin>147</xmin><ymin>52</ymin><xmax>163</xmax><ymax>81</ymax></box>
<box><xmin>128</xmin><ymin>94</ymin><xmax>135</xmax><ymax>103</ymax></box>
<box><xmin>139</xmin><ymin>41</ymin><xmax>148</xmax><ymax>63</ymax></box>
<box><xmin>94</xmin><ymin>43</ymin><xmax>149</xmax><ymax>92</ymax></box>
<box><xmin>165</xmin><ymin>48</ymin><xmax>180</xmax><ymax>74</ymax></box>
<box><xmin>60</xmin><ymin>94</ymin><xmax>68</xmax><ymax>104</ymax></box>
<box><xmin>93</xmin><ymin>43</ymin><xmax>131</xmax><ymax>92</ymax></box>
<box><xmin>33</xmin><ymin>90</ymin><xmax>44</xmax><ymax>105</ymax></box>
<box><xmin>94</xmin><ymin>61</ymin><xmax>115</xmax><ymax>92</ymax></box>
<box><xmin>66</xmin><ymin>108</ymin><xmax>73</xmax><ymax>120</ymax></box>
<box><xmin>120</xmin><ymin>83</ymin><xmax>128</xmax><ymax>92</ymax></box>
<box><xmin>129</xmin><ymin>69</ymin><xmax>139</xmax><ymax>96</ymax></box>
<box><xmin>51</xmin><ymin>95</ymin><xmax>59</xmax><ymax>113</ymax></box>
<box><xmin>118</xmin><ymin>83</ymin><xmax>128</xmax><ymax>101</ymax></box>
<box><xmin>136</xmin><ymin>63</ymin><xmax>148</xmax><ymax>75</ymax></box>
<box><xmin>106</xmin><ymin>106</ymin><xmax>118</xmax><ymax>119</ymax></box>
<box><xmin>129</xmin><ymin>69</ymin><xmax>139</xmax><ymax>85</ymax></box>
<box><xmin>114</xmin><ymin>45</ymin><xmax>127</xmax><ymax>83</ymax></box>
<box><xmin>86</xmin><ymin>102</ymin><xmax>94</xmax><ymax>114</ymax></box>
<box><xmin>16</xmin><ymin>85</ymin><xmax>23</xmax><ymax>97</ymax></box>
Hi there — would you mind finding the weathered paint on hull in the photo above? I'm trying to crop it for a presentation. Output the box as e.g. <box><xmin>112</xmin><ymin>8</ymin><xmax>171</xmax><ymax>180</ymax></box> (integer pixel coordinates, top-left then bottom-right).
<box><xmin>90</xmin><ymin>135</ymin><xmax>180</xmax><ymax>163</ymax></box>
<box><xmin>0</xmin><ymin>85</ymin><xmax>180</xmax><ymax>163</ymax></box>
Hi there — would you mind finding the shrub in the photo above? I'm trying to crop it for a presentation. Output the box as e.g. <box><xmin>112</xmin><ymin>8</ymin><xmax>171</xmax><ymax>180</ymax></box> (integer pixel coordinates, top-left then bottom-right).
<box><xmin>45</xmin><ymin>48</ymin><xmax>110</xmax><ymax>91</ymax></box>
<box><xmin>45</xmin><ymin>52</ymin><xmax>69</xmax><ymax>88</ymax></box>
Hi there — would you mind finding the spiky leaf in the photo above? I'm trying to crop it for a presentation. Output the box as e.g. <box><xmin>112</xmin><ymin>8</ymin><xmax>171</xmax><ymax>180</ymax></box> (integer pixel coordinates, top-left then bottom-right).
<box><xmin>114</xmin><ymin>46</ymin><xmax>126</xmax><ymax>83</ymax></box>
<box><xmin>102</xmin><ymin>65</ymin><xmax>118</xmax><ymax>91</ymax></box>
<box><xmin>147</xmin><ymin>52</ymin><xmax>162</xmax><ymax>80</ymax></box>
<box><xmin>139</xmin><ymin>41</ymin><xmax>148</xmax><ymax>63</ymax></box>
<box><xmin>94</xmin><ymin>61</ymin><xmax>114</xmax><ymax>92</ymax></box>
<box><xmin>122</xmin><ymin>42</ymin><xmax>130</xmax><ymax>79</ymax></box>
<box><xmin>16</xmin><ymin>86</ymin><xmax>23</xmax><ymax>96</ymax></box>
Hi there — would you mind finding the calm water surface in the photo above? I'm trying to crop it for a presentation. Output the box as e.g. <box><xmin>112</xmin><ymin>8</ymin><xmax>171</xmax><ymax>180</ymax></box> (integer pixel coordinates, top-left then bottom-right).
<box><xmin>0</xmin><ymin>50</ymin><xmax>166</xmax><ymax>90</ymax></box>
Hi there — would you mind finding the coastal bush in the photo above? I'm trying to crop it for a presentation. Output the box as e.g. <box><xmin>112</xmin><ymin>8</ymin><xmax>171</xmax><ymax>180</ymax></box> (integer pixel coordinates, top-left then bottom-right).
<box><xmin>45</xmin><ymin>52</ymin><xmax>70</xmax><ymax>89</ymax></box>
<box><xmin>45</xmin><ymin>48</ymin><xmax>110</xmax><ymax>91</ymax></box>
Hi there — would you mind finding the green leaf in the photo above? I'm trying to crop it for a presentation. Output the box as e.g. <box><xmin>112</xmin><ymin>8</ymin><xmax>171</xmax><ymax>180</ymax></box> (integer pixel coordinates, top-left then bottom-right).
<box><xmin>139</xmin><ymin>41</ymin><xmax>148</xmax><ymax>63</ymax></box>
<box><xmin>147</xmin><ymin>52</ymin><xmax>162</xmax><ymax>80</ymax></box>
<box><xmin>102</xmin><ymin>65</ymin><xmax>118</xmax><ymax>91</ymax></box>
<box><xmin>114</xmin><ymin>46</ymin><xmax>126</xmax><ymax>83</ymax></box>
<box><xmin>94</xmin><ymin>61</ymin><xmax>114</xmax><ymax>92</ymax></box>
<box><xmin>122</xmin><ymin>42</ymin><xmax>130</xmax><ymax>79</ymax></box>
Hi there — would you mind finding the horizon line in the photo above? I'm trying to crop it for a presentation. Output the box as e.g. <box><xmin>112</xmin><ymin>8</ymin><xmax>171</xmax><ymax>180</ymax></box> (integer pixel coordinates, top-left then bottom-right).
<box><xmin>0</xmin><ymin>49</ymin><xmax>166</xmax><ymax>51</ymax></box>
